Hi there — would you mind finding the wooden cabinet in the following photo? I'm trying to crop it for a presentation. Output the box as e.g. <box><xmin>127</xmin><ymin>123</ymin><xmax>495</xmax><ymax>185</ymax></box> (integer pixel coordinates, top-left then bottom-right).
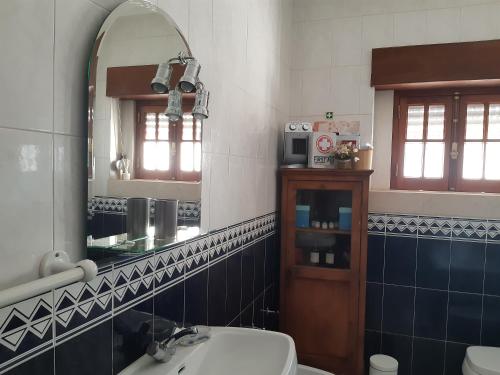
<box><xmin>279</xmin><ymin>169</ymin><xmax>373</xmax><ymax>375</ymax></box>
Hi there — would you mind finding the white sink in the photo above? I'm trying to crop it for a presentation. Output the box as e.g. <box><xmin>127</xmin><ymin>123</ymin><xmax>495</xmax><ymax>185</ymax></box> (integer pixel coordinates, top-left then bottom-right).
<box><xmin>119</xmin><ymin>327</ymin><xmax>297</xmax><ymax>375</ymax></box>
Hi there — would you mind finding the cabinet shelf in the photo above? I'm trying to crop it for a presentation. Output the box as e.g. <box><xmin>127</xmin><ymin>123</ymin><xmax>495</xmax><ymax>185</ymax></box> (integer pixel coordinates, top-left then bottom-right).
<box><xmin>296</xmin><ymin>227</ymin><xmax>351</xmax><ymax>235</ymax></box>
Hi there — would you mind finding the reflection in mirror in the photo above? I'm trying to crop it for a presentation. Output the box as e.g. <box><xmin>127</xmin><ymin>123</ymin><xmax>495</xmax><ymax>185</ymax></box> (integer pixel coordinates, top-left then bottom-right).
<box><xmin>86</xmin><ymin>0</ymin><xmax>207</xmax><ymax>265</ymax></box>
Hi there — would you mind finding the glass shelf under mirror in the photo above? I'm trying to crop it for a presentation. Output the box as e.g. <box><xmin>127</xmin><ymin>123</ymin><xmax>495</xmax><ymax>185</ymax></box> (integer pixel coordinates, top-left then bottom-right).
<box><xmin>294</xmin><ymin>188</ymin><xmax>352</xmax><ymax>269</ymax></box>
<box><xmin>87</xmin><ymin>226</ymin><xmax>201</xmax><ymax>266</ymax></box>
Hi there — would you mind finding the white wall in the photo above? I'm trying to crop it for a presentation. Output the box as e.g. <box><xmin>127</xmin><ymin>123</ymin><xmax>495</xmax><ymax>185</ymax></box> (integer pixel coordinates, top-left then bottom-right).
<box><xmin>290</xmin><ymin>0</ymin><xmax>500</xmax><ymax>144</ymax></box>
<box><xmin>290</xmin><ymin>0</ymin><xmax>500</xmax><ymax>216</ymax></box>
<box><xmin>0</xmin><ymin>0</ymin><xmax>291</xmax><ymax>288</ymax></box>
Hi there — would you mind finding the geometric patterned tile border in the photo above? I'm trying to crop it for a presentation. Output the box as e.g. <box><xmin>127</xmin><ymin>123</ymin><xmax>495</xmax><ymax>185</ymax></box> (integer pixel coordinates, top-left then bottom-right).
<box><xmin>369</xmin><ymin>212</ymin><xmax>500</xmax><ymax>242</ymax></box>
<box><xmin>88</xmin><ymin>196</ymin><xmax>201</xmax><ymax>221</ymax></box>
<box><xmin>0</xmin><ymin>212</ymin><xmax>277</xmax><ymax>373</ymax></box>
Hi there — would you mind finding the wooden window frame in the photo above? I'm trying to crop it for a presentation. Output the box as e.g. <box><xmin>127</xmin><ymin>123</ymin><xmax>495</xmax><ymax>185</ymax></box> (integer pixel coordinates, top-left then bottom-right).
<box><xmin>134</xmin><ymin>98</ymin><xmax>202</xmax><ymax>182</ymax></box>
<box><xmin>391</xmin><ymin>88</ymin><xmax>500</xmax><ymax>193</ymax></box>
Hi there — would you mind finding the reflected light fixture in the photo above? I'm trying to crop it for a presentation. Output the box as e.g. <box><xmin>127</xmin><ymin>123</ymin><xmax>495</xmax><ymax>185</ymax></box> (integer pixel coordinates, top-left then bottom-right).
<box><xmin>192</xmin><ymin>82</ymin><xmax>210</xmax><ymax>120</ymax></box>
<box><xmin>165</xmin><ymin>89</ymin><xmax>183</xmax><ymax>122</ymax></box>
<box><xmin>179</xmin><ymin>58</ymin><xmax>201</xmax><ymax>93</ymax></box>
<box><xmin>150</xmin><ymin>62</ymin><xmax>172</xmax><ymax>94</ymax></box>
<box><xmin>152</xmin><ymin>52</ymin><xmax>209</xmax><ymax>121</ymax></box>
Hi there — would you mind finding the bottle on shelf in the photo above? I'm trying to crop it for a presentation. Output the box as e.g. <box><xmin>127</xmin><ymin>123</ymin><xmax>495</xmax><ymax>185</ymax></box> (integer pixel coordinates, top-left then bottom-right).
<box><xmin>325</xmin><ymin>248</ymin><xmax>335</xmax><ymax>267</ymax></box>
<box><xmin>310</xmin><ymin>246</ymin><xmax>320</xmax><ymax>266</ymax></box>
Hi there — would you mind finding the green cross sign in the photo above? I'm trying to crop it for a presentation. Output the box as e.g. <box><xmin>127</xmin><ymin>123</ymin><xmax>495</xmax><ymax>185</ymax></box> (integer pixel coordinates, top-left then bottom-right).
<box><xmin>325</xmin><ymin>112</ymin><xmax>333</xmax><ymax>119</ymax></box>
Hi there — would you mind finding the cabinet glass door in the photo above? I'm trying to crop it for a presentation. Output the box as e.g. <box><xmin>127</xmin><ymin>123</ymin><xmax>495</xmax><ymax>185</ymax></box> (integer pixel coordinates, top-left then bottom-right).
<box><xmin>293</xmin><ymin>188</ymin><xmax>354</xmax><ymax>270</ymax></box>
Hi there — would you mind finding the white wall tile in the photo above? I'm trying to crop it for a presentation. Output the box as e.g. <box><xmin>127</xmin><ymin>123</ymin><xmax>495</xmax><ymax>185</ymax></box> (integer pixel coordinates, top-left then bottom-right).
<box><xmin>331</xmin><ymin>66</ymin><xmax>362</xmax><ymax>115</ymax></box>
<box><xmin>292</xmin><ymin>20</ymin><xmax>332</xmax><ymax>69</ymax></box>
<box><xmin>54</xmin><ymin>135</ymin><xmax>86</xmax><ymax>262</ymax></box>
<box><xmin>459</xmin><ymin>4</ymin><xmax>500</xmax><ymax>42</ymax></box>
<box><xmin>361</xmin><ymin>14</ymin><xmax>395</xmax><ymax>64</ymax></box>
<box><xmin>394</xmin><ymin>11</ymin><xmax>427</xmax><ymax>46</ymax></box>
<box><xmin>157</xmin><ymin>0</ymin><xmax>189</xmax><ymax>38</ymax></box>
<box><xmin>0</xmin><ymin>0</ymin><xmax>54</xmax><ymax>132</ymax></box>
<box><xmin>425</xmin><ymin>8</ymin><xmax>461</xmax><ymax>44</ymax></box>
<box><xmin>0</xmin><ymin>0</ymin><xmax>290</xmax><ymax>289</ymax></box>
<box><xmin>54</xmin><ymin>0</ymin><xmax>108</xmax><ymax>136</ymax></box>
<box><xmin>302</xmin><ymin>68</ymin><xmax>332</xmax><ymax>116</ymax></box>
<box><xmin>0</xmin><ymin>129</ymin><xmax>53</xmax><ymax>288</ymax></box>
<box><xmin>332</xmin><ymin>17</ymin><xmax>363</xmax><ymax>66</ymax></box>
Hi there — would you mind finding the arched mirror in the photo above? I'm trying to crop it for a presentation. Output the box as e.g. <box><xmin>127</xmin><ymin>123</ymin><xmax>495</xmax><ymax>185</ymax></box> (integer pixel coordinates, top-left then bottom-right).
<box><xmin>87</xmin><ymin>0</ymin><xmax>208</xmax><ymax>264</ymax></box>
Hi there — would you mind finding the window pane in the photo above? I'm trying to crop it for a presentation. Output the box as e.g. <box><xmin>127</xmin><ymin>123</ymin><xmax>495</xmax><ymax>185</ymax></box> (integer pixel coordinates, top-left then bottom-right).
<box><xmin>406</xmin><ymin>105</ymin><xmax>424</xmax><ymax>140</ymax></box>
<box><xmin>485</xmin><ymin>142</ymin><xmax>500</xmax><ymax>180</ymax></box>
<box><xmin>180</xmin><ymin>142</ymin><xmax>194</xmax><ymax>171</ymax></box>
<box><xmin>156</xmin><ymin>142</ymin><xmax>169</xmax><ymax>171</ymax></box>
<box><xmin>182</xmin><ymin>114</ymin><xmax>194</xmax><ymax>140</ymax></box>
<box><xmin>145</xmin><ymin>113</ymin><xmax>156</xmax><ymax>140</ymax></box>
<box><xmin>143</xmin><ymin>141</ymin><xmax>156</xmax><ymax>170</ymax></box>
<box><xmin>403</xmin><ymin>142</ymin><xmax>423</xmax><ymax>178</ymax></box>
<box><xmin>158</xmin><ymin>114</ymin><xmax>169</xmax><ymax>140</ymax></box>
<box><xmin>427</xmin><ymin>105</ymin><xmax>445</xmax><ymax>140</ymax></box>
<box><xmin>488</xmin><ymin>104</ymin><xmax>500</xmax><ymax>139</ymax></box>
<box><xmin>194</xmin><ymin>142</ymin><xmax>202</xmax><ymax>172</ymax></box>
<box><xmin>465</xmin><ymin>104</ymin><xmax>484</xmax><ymax>140</ymax></box>
<box><xmin>423</xmin><ymin>142</ymin><xmax>445</xmax><ymax>178</ymax></box>
<box><xmin>143</xmin><ymin>141</ymin><xmax>169</xmax><ymax>171</ymax></box>
<box><xmin>462</xmin><ymin>142</ymin><xmax>484</xmax><ymax>180</ymax></box>
<box><xmin>195</xmin><ymin>119</ymin><xmax>202</xmax><ymax>141</ymax></box>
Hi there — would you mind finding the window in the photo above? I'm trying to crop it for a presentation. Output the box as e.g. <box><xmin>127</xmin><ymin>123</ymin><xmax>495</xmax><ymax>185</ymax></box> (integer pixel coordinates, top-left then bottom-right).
<box><xmin>391</xmin><ymin>89</ymin><xmax>500</xmax><ymax>193</ymax></box>
<box><xmin>135</xmin><ymin>100</ymin><xmax>202</xmax><ymax>181</ymax></box>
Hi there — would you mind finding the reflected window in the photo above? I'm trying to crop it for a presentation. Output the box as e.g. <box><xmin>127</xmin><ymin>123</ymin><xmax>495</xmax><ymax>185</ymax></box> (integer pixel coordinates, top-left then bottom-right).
<box><xmin>135</xmin><ymin>99</ymin><xmax>201</xmax><ymax>181</ymax></box>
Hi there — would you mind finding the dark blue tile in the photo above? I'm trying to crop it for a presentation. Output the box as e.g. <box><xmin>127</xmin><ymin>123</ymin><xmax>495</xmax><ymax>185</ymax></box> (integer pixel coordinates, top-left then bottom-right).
<box><xmin>447</xmin><ymin>292</ymin><xmax>482</xmax><ymax>344</ymax></box>
<box><xmin>450</xmin><ymin>240</ymin><xmax>485</xmax><ymax>293</ymax></box>
<box><xmin>55</xmin><ymin>320</ymin><xmax>112</xmax><ymax>375</ymax></box>
<box><xmin>366</xmin><ymin>283</ymin><xmax>383</xmax><ymax>331</ymax></box>
<box><xmin>265</xmin><ymin>234</ymin><xmax>279</xmax><ymax>288</ymax></box>
<box><xmin>481</xmin><ymin>295</ymin><xmax>500</xmax><ymax>347</ymax></box>
<box><xmin>263</xmin><ymin>285</ymin><xmax>279</xmax><ymax>331</ymax></box>
<box><xmin>445</xmin><ymin>342</ymin><xmax>468</xmax><ymax>375</ymax></box>
<box><xmin>240</xmin><ymin>303</ymin><xmax>253</xmax><ymax>328</ymax></box>
<box><xmin>208</xmin><ymin>258</ymin><xmax>227</xmax><ymax>326</ymax></box>
<box><xmin>254</xmin><ymin>239</ymin><xmax>266</xmax><ymax>296</ymax></box>
<box><xmin>416</xmin><ymin>238</ymin><xmax>450</xmax><ymax>290</ymax></box>
<box><xmin>383</xmin><ymin>285</ymin><xmax>415</xmax><ymax>335</ymax></box>
<box><xmin>412</xmin><ymin>338</ymin><xmax>445</xmax><ymax>375</ymax></box>
<box><xmin>225</xmin><ymin>251</ymin><xmax>242</xmax><ymax>325</ymax></box>
<box><xmin>241</xmin><ymin>245</ymin><xmax>255</xmax><ymax>310</ymax></box>
<box><xmin>113</xmin><ymin>300</ymin><xmax>154</xmax><ymax>374</ymax></box>
<box><xmin>485</xmin><ymin>243</ymin><xmax>500</xmax><ymax>296</ymax></box>
<box><xmin>364</xmin><ymin>331</ymin><xmax>381</xmax><ymax>375</ymax></box>
<box><xmin>384</xmin><ymin>236</ymin><xmax>416</xmax><ymax>286</ymax></box>
<box><xmin>154</xmin><ymin>281</ymin><xmax>184</xmax><ymax>328</ymax></box>
<box><xmin>414</xmin><ymin>289</ymin><xmax>448</xmax><ymax>340</ymax></box>
<box><xmin>381</xmin><ymin>333</ymin><xmax>412</xmax><ymax>375</ymax></box>
<box><xmin>184</xmin><ymin>268</ymin><xmax>208</xmax><ymax>326</ymax></box>
<box><xmin>253</xmin><ymin>294</ymin><xmax>264</xmax><ymax>329</ymax></box>
<box><xmin>367</xmin><ymin>235</ymin><xmax>385</xmax><ymax>283</ymax></box>
<box><xmin>5</xmin><ymin>349</ymin><xmax>54</xmax><ymax>375</ymax></box>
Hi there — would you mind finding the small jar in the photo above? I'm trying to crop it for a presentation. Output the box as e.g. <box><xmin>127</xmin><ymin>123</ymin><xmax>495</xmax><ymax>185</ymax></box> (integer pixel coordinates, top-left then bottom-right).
<box><xmin>310</xmin><ymin>249</ymin><xmax>320</xmax><ymax>265</ymax></box>
<box><xmin>321</xmin><ymin>221</ymin><xmax>328</xmax><ymax>230</ymax></box>
<box><xmin>325</xmin><ymin>249</ymin><xmax>335</xmax><ymax>266</ymax></box>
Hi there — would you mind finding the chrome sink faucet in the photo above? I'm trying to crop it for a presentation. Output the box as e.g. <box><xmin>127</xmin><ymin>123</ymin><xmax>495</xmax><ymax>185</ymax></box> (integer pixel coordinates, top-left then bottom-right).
<box><xmin>146</xmin><ymin>326</ymin><xmax>211</xmax><ymax>363</ymax></box>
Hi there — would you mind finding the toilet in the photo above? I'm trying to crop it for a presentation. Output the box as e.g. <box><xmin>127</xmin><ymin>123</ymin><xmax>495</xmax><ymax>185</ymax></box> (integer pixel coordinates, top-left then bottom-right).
<box><xmin>463</xmin><ymin>346</ymin><xmax>500</xmax><ymax>375</ymax></box>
